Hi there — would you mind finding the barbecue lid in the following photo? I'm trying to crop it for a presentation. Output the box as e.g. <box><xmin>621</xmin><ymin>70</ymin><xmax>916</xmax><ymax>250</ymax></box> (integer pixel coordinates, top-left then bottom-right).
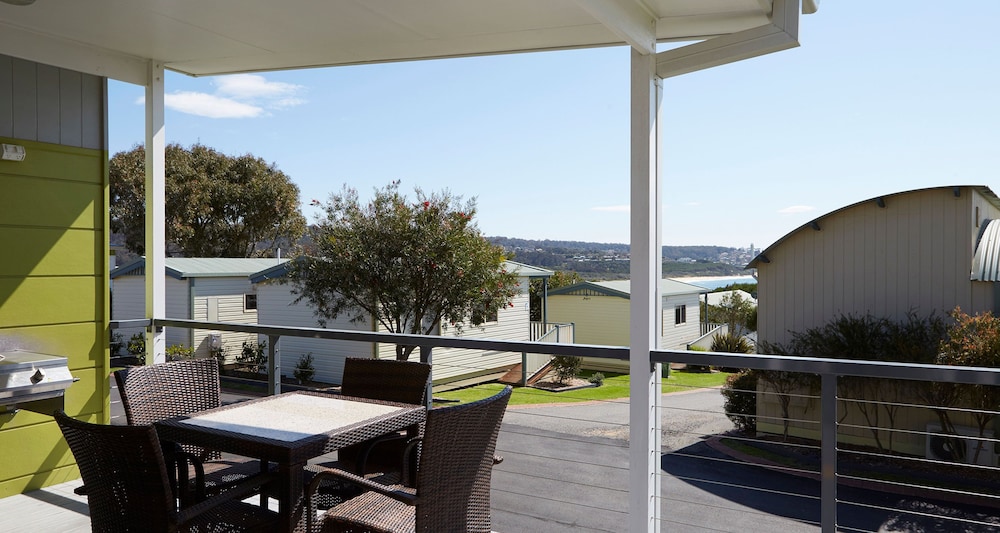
<box><xmin>0</xmin><ymin>350</ymin><xmax>76</xmax><ymax>405</ymax></box>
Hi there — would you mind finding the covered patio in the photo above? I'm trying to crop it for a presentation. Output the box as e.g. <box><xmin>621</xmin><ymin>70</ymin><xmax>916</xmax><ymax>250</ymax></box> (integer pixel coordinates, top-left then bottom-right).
<box><xmin>0</xmin><ymin>1</ymin><xmax>825</xmax><ymax>531</ymax></box>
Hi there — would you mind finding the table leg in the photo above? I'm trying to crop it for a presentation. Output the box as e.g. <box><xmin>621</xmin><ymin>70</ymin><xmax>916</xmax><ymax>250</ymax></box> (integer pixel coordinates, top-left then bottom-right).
<box><xmin>278</xmin><ymin>461</ymin><xmax>308</xmax><ymax>533</ymax></box>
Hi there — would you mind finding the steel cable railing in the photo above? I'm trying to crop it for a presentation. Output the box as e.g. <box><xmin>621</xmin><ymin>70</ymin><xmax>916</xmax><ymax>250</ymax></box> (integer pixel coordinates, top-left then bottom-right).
<box><xmin>117</xmin><ymin>319</ymin><xmax>1000</xmax><ymax>532</ymax></box>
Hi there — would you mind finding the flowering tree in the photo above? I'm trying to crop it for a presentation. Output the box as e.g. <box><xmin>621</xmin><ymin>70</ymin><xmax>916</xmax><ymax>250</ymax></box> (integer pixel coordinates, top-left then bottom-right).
<box><xmin>287</xmin><ymin>182</ymin><xmax>520</xmax><ymax>361</ymax></box>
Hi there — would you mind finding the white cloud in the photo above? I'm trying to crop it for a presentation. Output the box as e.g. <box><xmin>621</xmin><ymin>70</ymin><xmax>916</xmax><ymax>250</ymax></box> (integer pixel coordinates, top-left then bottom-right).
<box><xmin>778</xmin><ymin>205</ymin><xmax>816</xmax><ymax>214</ymax></box>
<box><xmin>134</xmin><ymin>74</ymin><xmax>306</xmax><ymax>119</ymax></box>
<box><xmin>592</xmin><ymin>205</ymin><xmax>630</xmax><ymax>212</ymax></box>
<box><xmin>164</xmin><ymin>92</ymin><xmax>263</xmax><ymax>118</ymax></box>
<box><xmin>214</xmin><ymin>74</ymin><xmax>304</xmax><ymax>100</ymax></box>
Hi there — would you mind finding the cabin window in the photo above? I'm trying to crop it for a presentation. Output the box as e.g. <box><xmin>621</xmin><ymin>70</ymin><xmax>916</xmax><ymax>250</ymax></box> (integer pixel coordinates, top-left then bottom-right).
<box><xmin>245</xmin><ymin>294</ymin><xmax>258</xmax><ymax>311</ymax></box>
<box><xmin>674</xmin><ymin>304</ymin><xmax>687</xmax><ymax>325</ymax></box>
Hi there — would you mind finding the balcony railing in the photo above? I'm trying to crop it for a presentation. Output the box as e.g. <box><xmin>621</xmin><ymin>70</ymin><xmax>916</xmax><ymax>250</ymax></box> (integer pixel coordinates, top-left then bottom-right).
<box><xmin>109</xmin><ymin>318</ymin><xmax>1000</xmax><ymax>532</ymax></box>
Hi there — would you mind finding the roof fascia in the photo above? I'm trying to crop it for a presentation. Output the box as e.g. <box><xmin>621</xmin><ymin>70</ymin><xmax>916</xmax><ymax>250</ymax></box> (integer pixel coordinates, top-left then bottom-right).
<box><xmin>576</xmin><ymin>0</ymin><xmax>656</xmax><ymax>55</ymax></box>
<box><xmin>249</xmin><ymin>261</ymin><xmax>293</xmax><ymax>284</ymax></box>
<box><xmin>108</xmin><ymin>258</ymin><xmax>184</xmax><ymax>280</ymax></box>
<box><xmin>0</xmin><ymin>24</ymin><xmax>148</xmax><ymax>85</ymax></box>
<box><xmin>655</xmin><ymin>0</ymin><xmax>799</xmax><ymax>79</ymax></box>
<box><xmin>549</xmin><ymin>282</ymin><xmax>630</xmax><ymax>298</ymax></box>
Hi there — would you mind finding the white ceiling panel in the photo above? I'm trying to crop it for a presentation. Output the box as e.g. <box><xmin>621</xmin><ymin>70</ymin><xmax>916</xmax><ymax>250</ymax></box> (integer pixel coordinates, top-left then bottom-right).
<box><xmin>0</xmin><ymin>0</ymin><xmax>815</xmax><ymax>81</ymax></box>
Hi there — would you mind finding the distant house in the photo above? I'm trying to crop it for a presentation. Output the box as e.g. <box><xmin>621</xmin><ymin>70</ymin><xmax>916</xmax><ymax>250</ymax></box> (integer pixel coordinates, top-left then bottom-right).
<box><xmin>749</xmin><ymin>185</ymin><xmax>1000</xmax><ymax>348</ymax></box>
<box><xmin>250</xmin><ymin>260</ymin><xmax>553</xmax><ymax>386</ymax></box>
<box><xmin>545</xmin><ymin>278</ymin><xmax>705</xmax><ymax>372</ymax></box>
<box><xmin>111</xmin><ymin>257</ymin><xmax>289</xmax><ymax>360</ymax></box>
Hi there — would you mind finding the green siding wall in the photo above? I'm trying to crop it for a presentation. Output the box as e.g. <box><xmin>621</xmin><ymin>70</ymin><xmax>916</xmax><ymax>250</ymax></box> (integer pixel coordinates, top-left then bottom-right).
<box><xmin>0</xmin><ymin>138</ymin><xmax>108</xmax><ymax>497</ymax></box>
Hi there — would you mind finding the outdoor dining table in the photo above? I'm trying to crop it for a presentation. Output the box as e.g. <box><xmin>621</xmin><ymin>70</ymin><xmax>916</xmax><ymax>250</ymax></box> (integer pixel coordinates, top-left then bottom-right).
<box><xmin>154</xmin><ymin>390</ymin><xmax>426</xmax><ymax>533</ymax></box>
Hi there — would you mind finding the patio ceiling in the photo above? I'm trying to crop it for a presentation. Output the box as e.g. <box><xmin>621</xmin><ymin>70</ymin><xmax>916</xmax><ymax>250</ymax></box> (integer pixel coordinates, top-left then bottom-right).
<box><xmin>0</xmin><ymin>0</ymin><xmax>817</xmax><ymax>84</ymax></box>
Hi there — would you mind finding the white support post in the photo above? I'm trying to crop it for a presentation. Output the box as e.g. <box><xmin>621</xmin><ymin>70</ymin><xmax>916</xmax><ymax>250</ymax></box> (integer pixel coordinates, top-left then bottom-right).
<box><xmin>628</xmin><ymin>48</ymin><xmax>662</xmax><ymax>533</ymax></box>
<box><xmin>144</xmin><ymin>61</ymin><xmax>166</xmax><ymax>365</ymax></box>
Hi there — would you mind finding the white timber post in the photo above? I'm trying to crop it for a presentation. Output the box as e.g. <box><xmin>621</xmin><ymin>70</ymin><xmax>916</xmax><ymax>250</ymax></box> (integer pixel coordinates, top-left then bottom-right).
<box><xmin>628</xmin><ymin>48</ymin><xmax>662</xmax><ymax>532</ymax></box>
<box><xmin>144</xmin><ymin>60</ymin><xmax>166</xmax><ymax>365</ymax></box>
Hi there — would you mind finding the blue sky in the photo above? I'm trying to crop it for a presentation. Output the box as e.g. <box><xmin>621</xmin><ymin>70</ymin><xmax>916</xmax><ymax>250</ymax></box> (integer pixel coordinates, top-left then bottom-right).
<box><xmin>108</xmin><ymin>2</ymin><xmax>1000</xmax><ymax>249</ymax></box>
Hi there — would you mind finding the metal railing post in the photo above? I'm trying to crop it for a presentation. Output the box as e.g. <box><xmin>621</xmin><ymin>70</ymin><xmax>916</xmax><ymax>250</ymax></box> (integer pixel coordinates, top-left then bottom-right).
<box><xmin>821</xmin><ymin>373</ymin><xmax>837</xmax><ymax>532</ymax></box>
<box><xmin>267</xmin><ymin>335</ymin><xmax>280</xmax><ymax>396</ymax></box>
<box><xmin>420</xmin><ymin>345</ymin><xmax>433</xmax><ymax>408</ymax></box>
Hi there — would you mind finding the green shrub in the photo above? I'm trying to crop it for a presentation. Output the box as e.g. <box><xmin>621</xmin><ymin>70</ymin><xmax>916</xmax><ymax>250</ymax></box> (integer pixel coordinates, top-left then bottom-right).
<box><xmin>294</xmin><ymin>353</ymin><xmax>315</xmax><ymax>384</ymax></box>
<box><xmin>110</xmin><ymin>331</ymin><xmax>125</xmax><ymax>356</ymax></box>
<box><xmin>587</xmin><ymin>372</ymin><xmax>605</xmax><ymax>387</ymax></box>
<box><xmin>551</xmin><ymin>355</ymin><xmax>582</xmax><ymax>384</ymax></box>
<box><xmin>237</xmin><ymin>340</ymin><xmax>268</xmax><ymax>373</ymax></box>
<box><xmin>711</xmin><ymin>332</ymin><xmax>753</xmax><ymax>354</ymax></box>
<box><xmin>211</xmin><ymin>345</ymin><xmax>228</xmax><ymax>370</ymax></box>
<box><xmin>127</xmin><ymin>333</ymin><xmax>146</xmax><ymax>364</ymax></box>
<box><xmin>165</xmin><ymin>344</ymin><xmax>195</xmax><ymax>361</ymax></box>
<box><xmin>710</xmin><ymin>332</ymin><xmax>754</xmax><ymax>372</ymax></box>
<box><xmin>721</xmin><ymin>369</ymin><xmax>758</xmax><ymax>434</ymax></box>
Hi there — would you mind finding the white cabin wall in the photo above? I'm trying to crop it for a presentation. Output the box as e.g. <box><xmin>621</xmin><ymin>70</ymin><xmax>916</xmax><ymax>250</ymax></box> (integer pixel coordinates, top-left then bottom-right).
<box><xmin>110</xmin><ymin>276</ymin><xmax>145</xmax><ymax>349</ymax></box>
<box><xmin>189</xmin><ymin>277</ymin><xmax>260</xmax><ymax>359</ymax></box>
<box><xmin>662</xmin><ymin>292</ymin><xmax>701</xmax><ymax>350</ymax></box>
<box><xmin>254</xmin><ymin>282</ymin><xmax>372</xmax><ymax>385</ymax></box>
<box><xmin>110</xmin><ymin>276</ymin><xmax>189</xmax><ymax>350</ymax></box>
<box><xmin>433</xmin><ymin>284</ymin><xmax>531</xmax><ymax>383</ymax></box>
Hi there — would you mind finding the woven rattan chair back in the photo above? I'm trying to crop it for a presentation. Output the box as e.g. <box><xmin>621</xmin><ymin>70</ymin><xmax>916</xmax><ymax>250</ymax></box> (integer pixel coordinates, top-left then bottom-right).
<box><xmin>413</xmin><ymin>385</ymin><xmax>511</xmax><ymax>532</ymax></box>
<box><xmin>340</xmin><ymin>357</ymin><xmax>431</xmax><ymax>405</ymax></box>
<box><xmin>114</xmin><ymin>358</ymin><xmax>222</xmax><ymax>460</ymax></box>
<box><xmin>335</xmin><ymin>358</ymin><xmax>431</xmax><ymax>474</ymax></box>
<box><xmin>55</xmin><ymin>410</ymin><xmax>177</xmax><ymax>531</ymax></box>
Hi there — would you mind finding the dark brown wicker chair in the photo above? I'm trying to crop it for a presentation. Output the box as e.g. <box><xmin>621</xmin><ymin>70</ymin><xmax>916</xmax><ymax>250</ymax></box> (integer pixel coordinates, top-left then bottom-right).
<box><xmin>307</xmin><ymin>385</ymin><xmax>512</xmax><ymax>533</ymax></box>
<box><xmin>307</xmin><ymin>358</ymin><xmax>431</xmax><ymax>508</ymax></box>
<box><xmin>55</xmin><ymin>410</ymin><xmax>279</xmax><ymax>533</ymax></box>
<box><xmin>337</xmin><ymin>358</ymin><xmax>432</xmax><ymax>472</ymax></box>
<box><xmin>113</xmin><ymin>358</ymin><xmax>267</xmax><ymax>501</ymax></box>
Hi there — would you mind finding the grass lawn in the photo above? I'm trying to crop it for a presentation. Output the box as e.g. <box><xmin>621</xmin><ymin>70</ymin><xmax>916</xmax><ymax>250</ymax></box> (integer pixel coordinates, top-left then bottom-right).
<box><xmin>434</xmin><ymin>369</ymin><xmax>731</xmax><ymax>406</ymax></box>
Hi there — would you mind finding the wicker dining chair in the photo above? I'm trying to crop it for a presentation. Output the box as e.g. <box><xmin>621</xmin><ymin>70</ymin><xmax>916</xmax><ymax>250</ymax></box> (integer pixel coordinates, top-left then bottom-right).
<box><xmin>307</xmin><ymin>385</ymin><xmax>512</xmax><ymax>533</ymax></box>
<box><xmin>55</xmin><ymin>410</ymin><xmax>279</xmax><ymax>533</ymax></box>
<box><xmin>113</xmin><ymin>358</ymin><xmax>268</xmax><ymax>501</ymax></box>
<box><xmin>337</xmin><ymin>358</ymin><xmax>432</xmax><ymax>472</ymax></box>
<box><xmin>306</xmin><ymin>358</ymin><xmax>431</xmax><ymax>508</ymax></box>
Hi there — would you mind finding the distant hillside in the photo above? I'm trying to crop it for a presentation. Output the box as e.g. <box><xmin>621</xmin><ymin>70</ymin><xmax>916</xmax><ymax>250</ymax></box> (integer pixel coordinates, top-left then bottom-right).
<box><xmin>488</xmin><ymin>237</ymin><xmax>754</xmax><ymax>280</ymax></box>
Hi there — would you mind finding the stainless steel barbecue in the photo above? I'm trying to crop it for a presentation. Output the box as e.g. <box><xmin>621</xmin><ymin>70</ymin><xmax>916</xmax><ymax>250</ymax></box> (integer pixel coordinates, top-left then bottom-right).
<box><xmin>0</xmin><ymin>350</ymin><xmax>76</xmax><ymax>414</ymax></box>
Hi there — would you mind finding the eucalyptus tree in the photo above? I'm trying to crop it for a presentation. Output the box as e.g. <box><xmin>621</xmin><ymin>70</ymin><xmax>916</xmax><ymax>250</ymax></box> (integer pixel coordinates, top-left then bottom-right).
<box><xmin>110</xmin><ymin>143</ymin><xmax>306</xmax><ymax>257</ymax></box>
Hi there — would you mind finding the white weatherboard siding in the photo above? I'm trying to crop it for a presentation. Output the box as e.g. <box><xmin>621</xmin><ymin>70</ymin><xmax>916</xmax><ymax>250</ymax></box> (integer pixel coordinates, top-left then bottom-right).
<box><xmin>189</xmin><ymin>277</ymin><xmax>258</xmax><ymax>360</ymax></box>
<box><xmin>428</xmin><ymin>290</ymin><xmax>530</xmax><ymax>382</ymax></box>
<box><xmin>756</xmin><ymin>187</ymin><xmax>1000</xmax><ymax>348</ymax></box>
<box><xmin>662</xmin><ymin>293</ymin><xmax>701</xmax><ymax>350</ymax></box>
<box><xmin>254</xmin><ymin>282</ymin><xmax>372</xmax><ymax>386</ymax></box>
<box><xmin>375</xmin><ymin>279</ymin><xmax>532</xmax><ymax>383</ymax></box>
<box><xmin>165</xmin><ymin>278</ymin><xmax>191</xmax><ymax>348</ymax></box>
<box><xmin>111</xmin><ymin>277</ymin><xmax>189</xmax><ymax>350</ymax></box>
<box><xmin>110</xmin><ymin>276</ymin><xmax>145</xmax><ymax>349</ymax></box>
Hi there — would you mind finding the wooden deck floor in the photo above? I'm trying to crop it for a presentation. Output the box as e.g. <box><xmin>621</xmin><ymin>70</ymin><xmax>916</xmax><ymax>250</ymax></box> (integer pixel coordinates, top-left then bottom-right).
<box><xmin>0</xmin><ymin>479</ymin><xmax>90</xmax><ymax>533</ymax></box>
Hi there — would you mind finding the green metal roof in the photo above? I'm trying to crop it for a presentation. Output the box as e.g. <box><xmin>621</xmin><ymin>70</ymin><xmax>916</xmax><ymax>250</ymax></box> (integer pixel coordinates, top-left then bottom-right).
<box><xmin>548</xmin><ymin>278</ymin><xmax>705</xmax><ymax>298</ymax></box>
<box><xmin>248</xmin><ymin>259</ymin><xmax>550</xmax><ymax>284</ymax></box>
<box><xmin>504</xmin><ymin>261</ymin><xmax>554</xmax><ymax>278</ymax></box>
<box><xmin>112</xmin><ymin>257</ymin><xmax>290</xmax><ymax>280</ymax></box>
